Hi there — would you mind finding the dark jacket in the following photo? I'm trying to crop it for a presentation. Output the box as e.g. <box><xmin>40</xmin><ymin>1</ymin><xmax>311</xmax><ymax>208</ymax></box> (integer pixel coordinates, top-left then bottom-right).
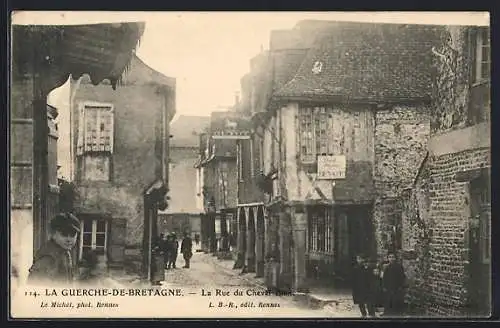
<box><xmin>171</xmin><ymin>239</ymin><xmax>179</xmax><ymax>255</ymax></box>
<box><xmin>382</xmin><ymin>262</ymin><xmax>406</xmax><ymax>293</ymax></box>
<box><xmin>369</xmin><ymin>274</ymin><xmax>384</xmax><ymax>306</ymax></box>
<box><xmin>351</xmin><ymin>264</ymin><xmax>372</xmax><ymax>304</ymax></box>
<box><xmin>181</xmin><ymin>237</ymin><xmax>193</xmax><ymax>254</ymax></box>
<box><xmin>28</xmin><ymin>239</ymin><xmax>74</xmax><ymax>286</ymax></box>
<box><xmin>158</xmin><ymin>238</ymin><xmax>168</xmax><ymax>254</ymax></box>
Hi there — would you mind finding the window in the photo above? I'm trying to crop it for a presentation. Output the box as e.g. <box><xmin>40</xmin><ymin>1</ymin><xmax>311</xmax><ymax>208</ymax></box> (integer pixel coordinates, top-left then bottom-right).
<box><xmin>259</xmin><ymin>138</ymin><xmax>264</xmax><ymax>171</ymax></box>
<box><xmin>475</xmin><ymin>27</ymin><xmax>490</xmax><ymax>83</ymax></box>
<box><xmin>298</xmin><ymin>105</ymin><xmax>345</xmax><ymax>163</ymax></box>
<box><xmin>77</xmin><ymin>103</ymin><xmax>114</xmax><ymax>154</ymax></box>
<box><xmin>250</xmin><ymin>138</ymin><xmax>254</xmax><ymax>177</ymax></box>
<box><xmin>475</xmin><ymin>177</ymin><xmax>491</xmax><ymax>264</ymax></box>
<box><xmin>308</xmin><ymin>206</ymin><xmax>334</xmax><ymax>253</ymax></box>
<box><xmin>237</xmin><ymin>141</ymin><xmax>244</xmax><ymax>182</ymax></box>
<box><xmin>219</xmin><ymin>163</ymin><xmax>228</xmax><ymax>208</ymax></box>
<box><xmin>480</xmin><ymin>210</ymin><xmax>490</xmax><ymax>263</ymax></box>
<box><xmin>79</xmin><ymin>218</ymin><xmax>109</xmax><ymax>260</ymax></box>
<box><xmin>77</xmin><ymin>102</ymin><xmax>114</xmax><ymax>181</ymax></box>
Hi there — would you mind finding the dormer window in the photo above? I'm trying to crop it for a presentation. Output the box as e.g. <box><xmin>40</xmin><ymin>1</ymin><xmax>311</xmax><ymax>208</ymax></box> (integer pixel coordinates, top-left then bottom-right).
<box><xmin>312</xmin><ymin>61</ymin><xmax>323</xmax><ymax>75</ymax></box>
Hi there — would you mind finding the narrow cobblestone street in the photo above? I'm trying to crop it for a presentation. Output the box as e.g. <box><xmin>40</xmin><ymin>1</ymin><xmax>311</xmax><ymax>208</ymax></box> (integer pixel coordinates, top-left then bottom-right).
<box><xmin>156</xmin><ymin>252</ymin><xmax>360</xmax><ymax>318</ymax></box>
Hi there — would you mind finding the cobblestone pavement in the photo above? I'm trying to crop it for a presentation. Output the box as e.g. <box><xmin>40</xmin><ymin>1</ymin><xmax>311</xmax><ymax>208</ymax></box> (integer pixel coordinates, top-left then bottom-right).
<box><xmin>157</xmin><ymin>252</ymin><xmax>362</xmax><ymax>318</ymax></box>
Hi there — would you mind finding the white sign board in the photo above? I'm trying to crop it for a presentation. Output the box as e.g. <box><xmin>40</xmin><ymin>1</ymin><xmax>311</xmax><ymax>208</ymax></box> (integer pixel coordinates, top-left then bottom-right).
<box><xmin>317</xmin><ymin>155</ymin><xmax>346</xmax><ymax>179</ymax></box>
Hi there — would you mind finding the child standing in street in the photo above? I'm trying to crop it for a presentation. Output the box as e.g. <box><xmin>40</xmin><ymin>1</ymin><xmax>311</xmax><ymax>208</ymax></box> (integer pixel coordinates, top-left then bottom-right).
<box><xmin>369</xmin><ymin>266</ymin><xmax>385</xmax><ymax>317</ymax></box>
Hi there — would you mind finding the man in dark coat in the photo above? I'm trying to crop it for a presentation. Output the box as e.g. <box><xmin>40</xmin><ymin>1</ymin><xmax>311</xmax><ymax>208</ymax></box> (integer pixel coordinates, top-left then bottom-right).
<box><xmin>168</xmin><ymin>233</ymin><xmax>179</xmax><ymax>269</ymax></box>
<box><xmin>158</xmin><ymin>233</ymin><xmax>168</xmax><ymax>269</ymax></box>
<box><xmin>382</xmin><ymin>252</ymin><xmax>407</xmax><ymax>317</ymax></box>
<box><xmin>181</xmin><ymin>232</ymin><xmax>193</xmax><ymax>268</ymax></box>
<box><xmin>351</xmin><ymin>255</ymin><xmax>375</xmax><ymax>317</ymax></box>
<box><xmin>28</xmin><ymin>213</ymin><xmax>80</xmax><ymax>286</ymax></box>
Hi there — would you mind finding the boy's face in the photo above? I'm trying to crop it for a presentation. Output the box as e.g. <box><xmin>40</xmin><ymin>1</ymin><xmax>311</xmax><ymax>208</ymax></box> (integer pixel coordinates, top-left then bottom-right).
<box><xmin>53</xmin><ymin>229</ymin><xmax>77</xmax><ymax>250</ymax></box>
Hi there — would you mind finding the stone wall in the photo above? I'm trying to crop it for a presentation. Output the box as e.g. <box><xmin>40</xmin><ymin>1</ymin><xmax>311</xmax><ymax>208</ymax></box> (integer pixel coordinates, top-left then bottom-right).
<box><xmin>72</xmin><ymin>83</ymin><xmax>163</xmax><ymax>248</ymax></box>
<box><xmin>430</xmin><ymin>26</ymin><xmax>490</xmax><ymax>134</ymax></box>
<box><xmin>400</xmin><ymin>155</ymin><xmax>432</xmax><ymax>314</ymax></box>
<box><xmin>373</xmin><ymin>104</ymin><xmax>430</xmax><ymax>258</ymax></box>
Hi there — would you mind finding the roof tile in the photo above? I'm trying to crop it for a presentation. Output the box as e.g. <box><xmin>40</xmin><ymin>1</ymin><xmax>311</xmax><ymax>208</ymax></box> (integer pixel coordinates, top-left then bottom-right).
<box><xmin>275</xmin><ymin>22</ymin><xmax>446</xmax><ymax>101</ymax></box>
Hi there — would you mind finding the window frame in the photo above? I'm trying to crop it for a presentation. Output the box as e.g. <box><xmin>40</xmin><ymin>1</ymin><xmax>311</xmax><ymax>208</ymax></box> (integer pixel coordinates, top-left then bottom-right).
<box><xmin>79</xmin><ymin>218</ymin><xmax>109</xmax><ymax>260</ymax></box>
<box><xmin>77</xmin><ymin>101</ymin><xmax>115</xmax><ymax>155</ymax></box>
<box><xmin>298</xmin><ymin>105</ymin><xmax>345</xmax><ymax>163</ymax></box>
<box><xmin>474</xmin><ymin>27</ymin><xmax>490</xmax><ymax>84</ymax></box>
<box><xmin>237</xmin><ymin>141</ymin><xmax>244</xmax><ymax>182</ymax></box>
<box><xmin>307</xmin><ymin>206</ymin><xmax>334</xmax><ymax>254</ymax></box>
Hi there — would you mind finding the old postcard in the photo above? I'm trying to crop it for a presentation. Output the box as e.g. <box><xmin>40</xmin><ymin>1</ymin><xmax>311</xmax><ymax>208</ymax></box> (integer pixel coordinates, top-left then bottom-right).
<box><xmin>9</xmin><ymin>11</ymin><xmax>491</xmax><ymax>319</ymax></box>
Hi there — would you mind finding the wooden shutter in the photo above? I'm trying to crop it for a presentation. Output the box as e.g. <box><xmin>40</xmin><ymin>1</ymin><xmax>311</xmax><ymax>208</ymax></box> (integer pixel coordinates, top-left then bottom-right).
<box><xmin>108</xmin><ymin>218</ymin><xmax>127</xmax><ymax>265</ymax></box>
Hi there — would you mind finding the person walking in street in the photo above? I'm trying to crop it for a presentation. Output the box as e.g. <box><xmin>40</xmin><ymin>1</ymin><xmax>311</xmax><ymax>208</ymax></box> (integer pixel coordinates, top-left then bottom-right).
<box><xmin>164</xmin><ymin>234</ymin><xmax>173</xmax><ymax>269</ymax></box>
<box><xmin>351</xmin><ymin>254</ymin><xmax>376</xmax><ymax>317</ymax></box>
<box><xmin>27</xmin><ymin>213</ymin><xmax>80</xmax><ymax>287</ymax></box>
<box><xmin>382</xmin><ymin>252</ymin><xmax>407</xmax><ymax>317</ymax></box>
<box><xmin>181</xmin><ymin>232</ymin><xmax>193</xmax><ymax>268</ymax></box>
<box><xmin>159</xmin><ymin>233</ymin><xmax>168</xmax><ymax>269</ymax></box>
<box><xmin>168</xmin><ymin>233</ymin><xmax>179</xmax><ymax>269</ymax></box>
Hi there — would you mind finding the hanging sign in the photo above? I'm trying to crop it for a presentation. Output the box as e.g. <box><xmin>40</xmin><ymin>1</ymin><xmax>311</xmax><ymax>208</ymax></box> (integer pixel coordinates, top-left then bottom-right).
<box><xmin>317</xmin><ymin>155</ymin><xmax>346</xmax><ymax>180</ymax></box>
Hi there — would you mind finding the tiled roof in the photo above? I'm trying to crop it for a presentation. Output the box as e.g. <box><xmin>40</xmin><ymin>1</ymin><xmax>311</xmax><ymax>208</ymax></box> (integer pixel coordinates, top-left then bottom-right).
<box><xmin>274</xmin><ymin>22</ymin><xmax>446</xmax><ymax>101</ymax></box>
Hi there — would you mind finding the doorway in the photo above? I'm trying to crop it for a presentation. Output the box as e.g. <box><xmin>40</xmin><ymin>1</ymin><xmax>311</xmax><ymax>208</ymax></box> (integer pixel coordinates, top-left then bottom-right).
<box><xmin>334</xmin><ymin>204</ymin><xmax>374</xmax><ymax>283</ymax></box>
<box><xmin>468</xmin><ymin>174</ymin><xmax>491</xmax><ymax>316</ymax></box>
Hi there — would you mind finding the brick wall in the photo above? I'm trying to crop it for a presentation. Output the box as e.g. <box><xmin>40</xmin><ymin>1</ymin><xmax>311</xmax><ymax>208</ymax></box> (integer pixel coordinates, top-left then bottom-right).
<box><xmin>373</xmin><ymin>104</ymin><xmax>430</xmax><ymax>258</ymax></box>
<box><xmin>421</xmin><ymin>147</ymin><xmax>489</xmax><ymax>316</ymax></box>
<box><xmin>410</xmin><ymin>25</ymin><xmax>492</xmax><ymax>316</ymax></box>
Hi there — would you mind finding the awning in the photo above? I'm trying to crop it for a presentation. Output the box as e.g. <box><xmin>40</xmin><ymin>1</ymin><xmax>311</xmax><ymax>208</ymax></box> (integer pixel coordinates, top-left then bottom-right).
<box><xmin>12</xmin><ymin>22</ymin><xmax>145</xmax><ymax>91</ymax></box>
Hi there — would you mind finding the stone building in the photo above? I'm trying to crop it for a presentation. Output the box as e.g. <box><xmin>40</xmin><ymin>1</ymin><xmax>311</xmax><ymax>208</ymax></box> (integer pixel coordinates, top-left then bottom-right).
<box><xmin>196</xmin><ymin>110</ymin><xmax>251</xmax><ymax>256</ymax></box>
<box><xmin>233</xmin><ymin>20</ymin><xmax>445</xmax><ymax>293</ymax></box>
<box><xmin>11</xmin><ymin>22</ymin><xmax>144</xmax><ymax>288</ymax></box>
<box><xmin>401</xmin><ymin>25</ymin><xmax>490</xmax><ymax>317</ymax></box>
<box><xmin>70</xmin><ymin>54</ymin><xmax>175</xmax><ymax>278</ymax></box>
<box><xmin>158</xmin><ymin>115</ymin><xmax>209</xmax><ymax>239</ymax></box>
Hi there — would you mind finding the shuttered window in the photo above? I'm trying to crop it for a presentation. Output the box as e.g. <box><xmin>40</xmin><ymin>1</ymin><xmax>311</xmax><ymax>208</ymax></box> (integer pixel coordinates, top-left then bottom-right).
<box><xmin>77</xmin><ymin>102</ymin><xmax>114</xmax><ymax>155</ymax></box>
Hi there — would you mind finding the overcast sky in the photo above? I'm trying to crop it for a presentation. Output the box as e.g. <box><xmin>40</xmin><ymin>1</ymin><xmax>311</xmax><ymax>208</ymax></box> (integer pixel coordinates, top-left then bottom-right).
<box><xmin>14</xmin><ymin>11</ymin><xmax>489</xmax><ymax>118</ymax></box>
